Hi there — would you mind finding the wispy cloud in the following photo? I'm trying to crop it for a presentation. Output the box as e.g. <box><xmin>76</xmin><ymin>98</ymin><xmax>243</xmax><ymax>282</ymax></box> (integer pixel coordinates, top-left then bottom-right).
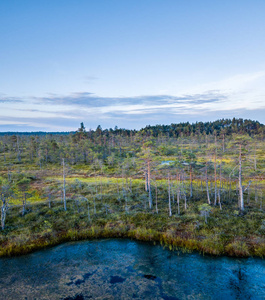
<box><xmin>32</xmin><ymin>90</ymin><xmax>226</xmax><ymax>110</ymax></box>
<box><xmin>0</xmin><ymin>96</ymin><xmax>24</xmax><ymax>103</ymax></box>
<box><xmin>1</xmin><ymin>70</ymin><xmax>265</xmax><ymax>131</ymax></box>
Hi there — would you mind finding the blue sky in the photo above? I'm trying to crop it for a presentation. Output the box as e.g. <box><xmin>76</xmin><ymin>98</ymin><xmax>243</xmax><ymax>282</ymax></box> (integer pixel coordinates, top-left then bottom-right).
<box><xmin>1</xmin><ymin>0</ymin><xmax>265</xmax><ymax>131</ymax></box>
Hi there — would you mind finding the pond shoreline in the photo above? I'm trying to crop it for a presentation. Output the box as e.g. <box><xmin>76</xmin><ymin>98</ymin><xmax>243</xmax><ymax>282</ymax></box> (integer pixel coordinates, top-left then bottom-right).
<box><xmin>1</xmin><ymin>223</ymin><xmax>264</xmax><ymax>259</ymax></box>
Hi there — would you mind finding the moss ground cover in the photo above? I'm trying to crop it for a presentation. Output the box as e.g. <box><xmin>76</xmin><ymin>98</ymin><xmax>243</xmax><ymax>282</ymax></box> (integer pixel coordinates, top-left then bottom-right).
<box><xmin>1</xmin><ymin>121</ymin><xmax>265</xmax><ymax>257</ymax></box>
<box><xmin>1</xmin><ymin>177</ymin><xmax>265</xmax><ymax>258</ymax></box>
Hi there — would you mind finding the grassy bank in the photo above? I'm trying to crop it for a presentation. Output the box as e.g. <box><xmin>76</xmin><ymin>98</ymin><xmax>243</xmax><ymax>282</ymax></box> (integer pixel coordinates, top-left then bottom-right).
<box><xmin>1</xmin><ymin>197</ymin><xmax>265</xmax><ymax>258</ymax></box>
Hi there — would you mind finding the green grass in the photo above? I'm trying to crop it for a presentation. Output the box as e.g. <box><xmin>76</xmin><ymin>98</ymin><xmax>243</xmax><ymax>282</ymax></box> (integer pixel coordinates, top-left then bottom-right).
<box><xmin>1</xmin><ymin>183</ymin><xmax>265</xmax><ymax>258</ymax></box>
<box><xmin>1</xmin><ymin>132</ymin><xmax>265</xmax><ymax>258</ymax></box>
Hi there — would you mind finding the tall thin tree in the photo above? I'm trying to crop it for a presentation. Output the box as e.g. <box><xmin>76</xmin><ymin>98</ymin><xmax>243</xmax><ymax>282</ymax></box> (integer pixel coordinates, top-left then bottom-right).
<box><xmin>62</xmin><ymin>158</ymin><xmax>67</xmax><ymax>211</ymax></box>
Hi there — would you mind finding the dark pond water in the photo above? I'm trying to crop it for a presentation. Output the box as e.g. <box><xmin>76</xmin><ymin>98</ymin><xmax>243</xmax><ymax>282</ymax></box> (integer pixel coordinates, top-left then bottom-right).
<box><xmin>0</xmin><ymin>239</ymin><xmax>265</xmax><ymax>299</ymax></box>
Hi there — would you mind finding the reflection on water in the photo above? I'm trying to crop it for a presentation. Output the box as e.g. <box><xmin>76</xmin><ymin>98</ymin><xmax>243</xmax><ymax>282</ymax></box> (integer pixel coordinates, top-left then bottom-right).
<box><xmin>0</xmin><ymin>239</ymin><xmax>265</xmax><ymax>299</ymax></box>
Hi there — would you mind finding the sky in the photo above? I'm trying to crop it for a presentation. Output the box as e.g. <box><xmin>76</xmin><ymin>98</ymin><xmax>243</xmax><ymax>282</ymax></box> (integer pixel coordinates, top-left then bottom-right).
<box><xmin>1</xmin><ymin>0</ymin><xmax>265</xmax><ymax>131</ymax></box>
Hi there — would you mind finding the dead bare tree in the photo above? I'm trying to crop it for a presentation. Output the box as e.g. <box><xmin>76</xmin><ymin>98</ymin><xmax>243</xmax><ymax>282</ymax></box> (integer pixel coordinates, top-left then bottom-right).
<box><xmin>177</xmin><ymin>173</ymin><xmax>181</xmax><ymax>214</ymax></box>
<box><xmin>62</xmin><ymin>158</ymin><xmax>67</xmax><ymax>211</ymax></box>
<box><xmin>147</xmin><ymin>161</ymin><xmax>152</xmax><ymax>209</ymax></box>
<box><xmin>233</xmin><ymin>136</ymin><xmax>251</xmax><ymax>211</ymax></box>
<box><xmin>168</xmin><ymin>173</ymin><xmax>172</xmax><ymax>217</ymax></box>
<box><xmin>214</xmin><ymin>149</ymin><xmax>217</xmax><ymax>206</ymax></box>
<box><xmin>1</xmin><ymin>194</ymin><xmax>8</xmax><ymax>230</ymax></box>
<box><xmin>205</xmin><ymin>161</ymin><xmax>211</xmax><ymax>205</ymax></box>
<box><xmin>1</xmin><ymin>184</ymin><xmax>11</xmax><ymax>230</ymax></box>
<box><xmin>21</xmin><ymin>191</ymin><xmax>31</xmax><ymax>216</ymax></box>
<box><xmin>218</xmin><ymin>160</ymin><xmax>222</xmax><ymax>210</ymax></box>
<box><xmin>155</xmin><ymin>181</ymin><xmax>158</xmax><ymax>214</ymax></box>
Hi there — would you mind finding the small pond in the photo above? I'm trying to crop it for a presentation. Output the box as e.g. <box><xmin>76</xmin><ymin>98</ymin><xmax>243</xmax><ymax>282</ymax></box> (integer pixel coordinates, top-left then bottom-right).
<box><xmin>0</xmin><ymin>239</ymin><xmax>265</xmax><ymax>299</ymax></box>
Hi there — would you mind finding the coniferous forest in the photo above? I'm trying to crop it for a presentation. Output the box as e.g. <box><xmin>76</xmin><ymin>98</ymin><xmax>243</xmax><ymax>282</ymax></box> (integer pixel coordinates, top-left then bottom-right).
<box><xmin>1</xmin><ymin>118</ymin><xmax>265</xmax><ymax>257</ymax></box>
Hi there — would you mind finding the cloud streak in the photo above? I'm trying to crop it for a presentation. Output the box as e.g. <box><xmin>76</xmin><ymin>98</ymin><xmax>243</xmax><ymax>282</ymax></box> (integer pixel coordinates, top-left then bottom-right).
<box><xmin>33</xmin><ymin>90</ymin><xmax>225</xmax><ymax>107</ymax></box>
<box><xmin>0</xmin><ymin>75</ymin><xmax>265</xmax><ymax>131</ymax></box>
<box><xmin>0</xmin><ymin>96</ymin><xmax>24</xmax><ymax>103</ymax></box>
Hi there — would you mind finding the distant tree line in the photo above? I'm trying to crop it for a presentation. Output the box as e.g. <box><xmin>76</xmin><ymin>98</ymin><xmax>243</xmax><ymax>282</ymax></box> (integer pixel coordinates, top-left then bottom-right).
<box><xmin>0</xmin><ymin>118</ymin><xmax>263</xmax><ymax>138</ymax></box>
<box><xmin>139</xmin><ymin>118</ymin><xmax>264</xmax><ymax>137</ymax></box>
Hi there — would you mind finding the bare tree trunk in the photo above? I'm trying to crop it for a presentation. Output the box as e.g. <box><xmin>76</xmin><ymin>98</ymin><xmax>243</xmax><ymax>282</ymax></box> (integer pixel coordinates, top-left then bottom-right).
<box><xmin>148</xmin><ymin>186</ymin><xmax>152</xmax><ymax>209</ymax></box>
<box><xmin>229</xmin><ymin>176</ymin><xmax>232</xmax><ymax>202</ymax></box>
<box><xmin>93</xmin><ymin>196</ymin><xmax>96</xmax><ymax>214</ymax></box>
<box><xmin>1</xmin><ymin>195</ymin><xmax>8</xmax><ymax>230</ymax></box>
<box><xmin>177</xmin><ymin>188</ymin><xmax>180</xmax><ymax>215</ymax></box>
<box><xmin>147</xmin><ymin>161</ymin><xmax>151</xmax><ymax>190</ymax></box>
<box><xmin>214</xmin><ymin>149</ymin><xmax>217</xmax><ymax>205</ymax></box>
<box><xmin>254</xmin><ymin>144</ymin><xmax>257</xmax><ymax>171</ymax></box>
<box><xmin>62</xmin><ymin>158</ymin><xmax>67</xmax><ymax>211</ymax></box>
<box><xmin>168</xmin><ymin>174</ymin><xmax>172</xmax><ymax>217</ymax></box>
<box><xmin>145</xmin><ymin>170</ymin><xmax>148</xmax><ymax>192</ymax></box>
<box><xmin>155</xmin><ymin>181</ymin><xmax>158</xmax><ymax>214</ymax></box>
<box><xmin>205</xmin><ymin>162</ymin><xmax>211</xmax><ymax>204</ymax></box>
<box><xmin>171</xmin><ymin>182</ymin><xmax>175</xmax><ymax>204</ymax></box>
<box><xmin>181</xmin><ymin>172</ymin><xmax>187</xmax><ymax>210</ymax></box>
<box><xmin>147</xmin><ymin>161</ymin><xmax>152</xmax><ymax>208</ymax></box>
<box><xmin>22</xmin><ymin>193</ymin><xmax>27</xmax><ymax>216</ymax></box>
<box><xmin>176</xmin><ymin>173</ymin><xmax>180</xmax><ymax>214</ymax></box>
<box><xmin>189</xmin><ymin>165</ymin><xmax>193</xmax><ymax>198</ymax></box>
<box><xmin>238</xmin><ymin>144</ymin><xmax>244</xmax><ymax>211</ymax></box>
<box><xmin>218</xmin><ymin>161</ymin><xmax>222</xmax><ymax>210</ymax></box>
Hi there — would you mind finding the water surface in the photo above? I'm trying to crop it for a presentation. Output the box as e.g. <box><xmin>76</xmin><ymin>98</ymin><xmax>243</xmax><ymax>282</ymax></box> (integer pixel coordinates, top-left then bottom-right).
<box><xmin>0</xmin><ymin>239</ymin><xmax>265</xmax><ymax>299</ymax></box>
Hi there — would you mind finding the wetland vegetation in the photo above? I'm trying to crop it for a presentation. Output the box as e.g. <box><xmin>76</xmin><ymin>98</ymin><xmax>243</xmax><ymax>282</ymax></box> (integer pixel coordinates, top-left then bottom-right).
<box><xmin>1</xmin><ymin>118</ymin><xmax>265</xmax><ymax>257</ymax></box>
